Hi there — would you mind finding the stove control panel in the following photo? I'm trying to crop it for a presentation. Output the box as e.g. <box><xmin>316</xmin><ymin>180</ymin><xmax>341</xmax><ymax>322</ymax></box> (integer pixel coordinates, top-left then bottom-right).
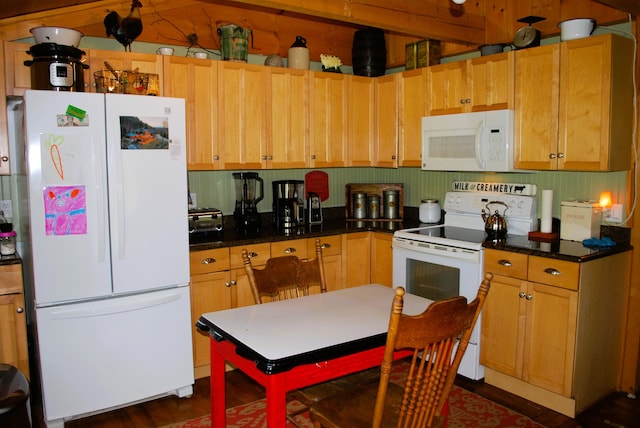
<box><xmin>444</xmin><ymin>191</ymin><xmax>537</xmax><ymax>219</ymax></box>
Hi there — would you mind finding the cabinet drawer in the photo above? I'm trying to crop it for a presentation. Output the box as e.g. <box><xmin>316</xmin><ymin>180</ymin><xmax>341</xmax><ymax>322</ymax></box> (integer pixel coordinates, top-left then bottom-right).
<box><xmin>484</xmin><ymin>249</ymin><xmax>528</xmax><ymax>280</ymax></box>
<box><xmin>308</xmin><ymin>235</ymin><xmax>342</xmax><ymax>257</ymax></box>
<box><xmin>189</xmin><ymin>248</ymin><xmax>230</xmax><ymax>276</ymax></box>
<box><xmin>271</xmin><ymin>239</ymin><xmax>308</xmax><ymax>259</ymax></box>
<box><xmin>528</xmin><ymin>256</ymin><xmax>579</xmax><ymax>290</ymax></box>
<box><xmin>0</xmin><ymin>264</ymin><xmax>23</xmax><ymax>294</ymax></box>
<box><xmin>230</xmin><ymin>243</ymin><xmax>271</xmax><ymax>269</ymax></box>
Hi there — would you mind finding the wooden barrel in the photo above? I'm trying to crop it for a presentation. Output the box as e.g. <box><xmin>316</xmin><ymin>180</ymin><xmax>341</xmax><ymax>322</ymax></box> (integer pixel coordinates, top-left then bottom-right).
<box><xmin>352</xmin><ymin>28</ymin><xmax>386</xmax><ymax>77</ymax></box>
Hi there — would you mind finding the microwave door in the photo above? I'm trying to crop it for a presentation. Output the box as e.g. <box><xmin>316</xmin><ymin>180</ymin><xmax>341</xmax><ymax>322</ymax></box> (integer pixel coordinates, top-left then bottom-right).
<box><xmin>421</xmin><ymin>126</ymin><xmax>483</xmax><ymax>171</ymax></box>
<box><xmin>474</xmin><ymin>118</ymin><xmax>486</xmax><ymax>170</ymax></box>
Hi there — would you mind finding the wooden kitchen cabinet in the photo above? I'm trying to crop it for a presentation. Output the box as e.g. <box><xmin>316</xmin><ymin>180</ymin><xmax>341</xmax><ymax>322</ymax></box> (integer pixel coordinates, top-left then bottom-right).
<box><xmin>267</xmin><ymin>67</ymin><xmax>309</xmax><ymax>168</ymax></box>
<box><xmin>371</xmin><ymin>232</ymin><xmax>393</xmax><ymax>287</ymax></box>
<box><xmin>482</xmin><ymin>248</ymin><xmax>631</xmax><ymax>417</ymax></box>
<box><xmin>347</xmin><ymin>75</ymin><xmax>375</xmax><ymax>166</ymax></box>
<box><xmin>0</xmin><ymin>263</ymin><xmax>28</xmax><ymax>379</ymax></box>
<box><xmin>4</xmin><ymin>41</ymin><xmax>33</xmax><ymax>96</ymax></box>
<box><xmin>426</xmin><ymin>52</ymin><xmax>513</xmax><ymax>116</ymax></box>
<box><xmin>164</xmin><ymin>57</ymin><xmax>219</xmax><ymax>170</ymax></box>
<box><xmin>87</xmin><ymin>49</ymin><xmax>163</xmax><ymax>95</ymax></box>
<box><xmin>217</xmin><ymin>62</ymin><xmax>267</xmax><ymax>169</ymax></box>
<box><xmin>341</xmin><ymin>232</ymin><xmax>372</xmax><ymax>287</ymax></box>
<box><xmin>398</xmin><ymin>68</ymin><xmax>427</xmax><ymax>167</ymax></box>
<box><xmin>229</xmin><ymin>242</ymin><xmax>271</xmax><ymax>308</ymax></box>
<box><xmin>374</xmin><ymin>74</ymin><xmax>398</xmax><ymax>168</ymax></box>
<box><xmin>514</xmin><ymin>34</ymin><xmax>633</xmax><ymax>171</ymax></box>
<box><xmin>308</xmin><ymin>71</ymin><xmax>348</xmax><ymax>167</ymax></box>
<box><xmin>309</xmin><ymin>235</ymin><xmax>343</xmax><ymax>292</ymax></box>
<box><xmin>189</xmin><ymin>247</ymin><xmax>231</xmax><ymax>378</ymax></box>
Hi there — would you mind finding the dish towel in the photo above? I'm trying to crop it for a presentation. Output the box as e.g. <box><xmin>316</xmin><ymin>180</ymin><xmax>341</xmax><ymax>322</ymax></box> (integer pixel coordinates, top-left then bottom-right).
<box><xmin>582</xmin><ymin>236</ymin><xmax>616</xmax><ymax>247</ymax></box>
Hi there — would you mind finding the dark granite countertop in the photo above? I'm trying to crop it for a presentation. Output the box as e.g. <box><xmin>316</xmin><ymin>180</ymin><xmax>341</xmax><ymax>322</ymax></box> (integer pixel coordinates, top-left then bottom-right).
<box><xmin>0</xmin><ymin>253</ymin><xmax>22</xmax><ymax>266</ymax></box>
<box><xmin>189</xmin><ymin>207</ymin><xmax>631</xmax><ymax>262</ymax></box>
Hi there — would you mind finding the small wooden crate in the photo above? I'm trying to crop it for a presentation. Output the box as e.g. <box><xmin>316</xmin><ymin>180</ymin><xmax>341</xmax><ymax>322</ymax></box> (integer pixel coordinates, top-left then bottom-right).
<box><xmin>345</xmin><ymin>183</ymin><xmax>404</xmax><ymax>221</ymax></box>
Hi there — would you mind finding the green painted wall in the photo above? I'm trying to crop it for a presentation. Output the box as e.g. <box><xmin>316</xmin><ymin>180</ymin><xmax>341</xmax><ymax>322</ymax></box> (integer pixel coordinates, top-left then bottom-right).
<box><xmin>189</xmin><ymin>168</ymin><xmax>628</xmax><ymax>222</ymax></box>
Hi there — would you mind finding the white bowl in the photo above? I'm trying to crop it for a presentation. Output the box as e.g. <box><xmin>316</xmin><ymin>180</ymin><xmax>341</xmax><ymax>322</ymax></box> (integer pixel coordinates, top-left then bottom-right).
<box><xmin>558</xmin><ymin>18</ymin><xmax>597</xmax><ymax>41</ymax></box>
<box><xmin>30</xmin><ymin>27</ymin><xmax>83</xmax><ymax>47</ymax></box>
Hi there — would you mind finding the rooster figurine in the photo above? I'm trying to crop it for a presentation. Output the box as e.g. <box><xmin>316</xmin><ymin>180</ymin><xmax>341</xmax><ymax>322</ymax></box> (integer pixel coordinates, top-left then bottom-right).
<box><xmin>104</xmin><ymin>0</ymin><xmax>143</xmax><ymax>51</ymax></box>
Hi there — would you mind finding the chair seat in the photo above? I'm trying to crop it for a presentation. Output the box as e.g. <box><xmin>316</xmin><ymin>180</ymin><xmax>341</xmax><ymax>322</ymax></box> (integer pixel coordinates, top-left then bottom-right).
<box><xmin>310</xmin><ymin>381</ymin><xmax>446</xmax><ymax>428</ymax></box>
<box><xmin>291</xmin><ymin>366</ymin><xmax>381</xmax><ymax>405</ymax></box>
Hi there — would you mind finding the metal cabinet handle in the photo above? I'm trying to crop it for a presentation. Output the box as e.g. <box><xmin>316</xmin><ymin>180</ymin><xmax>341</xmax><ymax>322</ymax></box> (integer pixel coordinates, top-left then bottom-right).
<box><xmin>557</xmin><ymin>152</ymin><xmax>564</xmax><ymax>158</ymax></box>
<box><xmin>247</xmin><ymin>251</ymin><xmax>258</xmax><ymax>258</ymax></box>
<box><xmin>497</xmin><ymin>259</ymin><xmax>512</xmax><ymax>267</ymax></box>
<box><xmin>283</xmin><ymin>247</ymin><xmax>297</xmax><ymax>254</ymax></box>
<box><xmin>544</xmin><ymin>267</ymin><xmax>561</xmax><ymax>276</ymax></box>
<box><xmin>549</xmin><ymin>153</ymin><xmax>557</xmax><ymax>159</ymax></box>
<box><xmin>526</xmin><ymin>294</ymin><xmax>533</xmax><ymax>300</ymax></box>
<box><xmin>225</xmin><ymin>281</ymin><xmax>231</xmax><ymax>287</ymax></box>
<box><xmin>213</xmin><ymin>155</ymin><xmax>219</xmax><ymax>160</ymax></box>
<box><xmin>201</xmin><ymin>257</ymin><xmax>216</xmax><ymax>264</ymax></box>
<box><xmin>320</xmin><ymin>243</ymin><xmax>331</xmax><ymax>249</ymax></box>
<box><xmin>519</xmin><ymin>292</ymin><xmax>525</xmax><ymax>298</ymax></box>
<box><xmin>391</xmin><ymin>155</ymin><xmax>397</xmax><ymax>160</ymax></box>
<box><xmin>460</xmin><ymin>98</ymin><xmax>471</xmax><ymax>104</ymax></box>
<box><xmin>17</xmin><ymin>307</ymin><xmax>24</xmax><ymax>313</ymax></box>
<box><xmin>230</xmin><ymin>280</ymin><xmax>237</xmax><ymax>286</ymax></box>
<box><xmin>519</xmin><ymin>292</ymin><xmax>533</xmax><ymax>300</ymax></box>
<box><xmin>1</xmin><ymin>156</ymin><xmax>8</xmax><ymax>162</ymax></box>
<box><xmin>311</xmin><ymin>154</ymin><xmax>316</xmax><ymax>159</ymax></box>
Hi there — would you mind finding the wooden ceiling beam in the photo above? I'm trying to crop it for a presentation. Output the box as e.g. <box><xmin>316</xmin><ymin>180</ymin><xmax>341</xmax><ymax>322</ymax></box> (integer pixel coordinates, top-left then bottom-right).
<box><xmin>201</xmin><ymin>0</ymin><xmax>486</xmax><ymax>44</ymax></box>
<box><xmin>594</xmin><ymin>0</ymin><xmax>639</xmax><ymax>17</ymax></box>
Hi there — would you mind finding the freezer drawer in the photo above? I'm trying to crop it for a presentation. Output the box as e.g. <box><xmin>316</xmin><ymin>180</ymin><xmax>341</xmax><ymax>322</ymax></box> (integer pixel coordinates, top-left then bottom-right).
<box><xmin>35</xmin><ymin>286</ymin><xmax>194</xmax><ymax>424</ymax></box>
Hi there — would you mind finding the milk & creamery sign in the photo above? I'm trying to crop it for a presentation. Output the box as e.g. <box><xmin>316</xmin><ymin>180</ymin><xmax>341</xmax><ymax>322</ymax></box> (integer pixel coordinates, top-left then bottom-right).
<box><xmin>452</xmin><ymin>181</ymin><xmax>537</xmax><ymax>196</ymax></box>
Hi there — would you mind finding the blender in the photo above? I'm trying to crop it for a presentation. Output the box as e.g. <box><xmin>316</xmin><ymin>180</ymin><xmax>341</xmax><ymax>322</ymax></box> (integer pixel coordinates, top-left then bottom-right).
<box><xmin>233</xmin><ymin>172</ymin><xmax>264</xmax><ymax>233</ymax></box>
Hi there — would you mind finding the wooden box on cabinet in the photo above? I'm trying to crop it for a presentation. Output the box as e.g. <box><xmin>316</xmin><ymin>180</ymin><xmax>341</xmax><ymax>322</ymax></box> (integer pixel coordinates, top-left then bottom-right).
<box><xmin>345</xmin><ymin>183</ymin><xmax>404</xmax><ymax>221</ymax></box>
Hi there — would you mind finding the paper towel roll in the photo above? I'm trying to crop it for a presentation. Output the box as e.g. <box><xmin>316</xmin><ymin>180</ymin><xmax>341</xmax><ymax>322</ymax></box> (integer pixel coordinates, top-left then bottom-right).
<box><xmin>541</xmin><ymin>189</ymin><xmax>553</xmax><ymax>233</ymax></box>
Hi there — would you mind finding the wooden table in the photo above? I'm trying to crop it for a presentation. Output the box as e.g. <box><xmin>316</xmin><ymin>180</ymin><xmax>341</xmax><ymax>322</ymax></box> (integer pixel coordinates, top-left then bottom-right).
<box><xmin>198</xmin><ymin>284</ymin><xmax>432</xmax><ymax>427</ymax></box>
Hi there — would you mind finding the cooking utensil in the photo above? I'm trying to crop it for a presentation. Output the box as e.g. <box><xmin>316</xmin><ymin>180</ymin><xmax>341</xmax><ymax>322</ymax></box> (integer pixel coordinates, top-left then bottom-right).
<box><xmin>479</xmin><ymin>44</ymin><xmax>508</xmax><ymax>56</ymax></box>
<box><xmin>559</xmin><ymin>18</ymin><xmax>597</xmax><ymax>41</ymax></box>
<box><xmin>30</xmin><ymin>26</ymin><xmax>84</xmax><ymax>47</ymax></box>
<box><xmin>481</xmin><ymin>201</ymin><xmax>509</xmax><ymax>238</ymax></box>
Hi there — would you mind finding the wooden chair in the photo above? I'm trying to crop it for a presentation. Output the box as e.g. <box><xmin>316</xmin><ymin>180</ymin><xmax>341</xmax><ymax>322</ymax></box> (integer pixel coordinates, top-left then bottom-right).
<box><xmin>309</xmin><ymin>273</ymin><xmax>492</xmax><ymax>428</ymax></box>
<box><xmin>242</xmin><ymin>238</ymin><xmax>327</xmax><ymax>303</ymax></box>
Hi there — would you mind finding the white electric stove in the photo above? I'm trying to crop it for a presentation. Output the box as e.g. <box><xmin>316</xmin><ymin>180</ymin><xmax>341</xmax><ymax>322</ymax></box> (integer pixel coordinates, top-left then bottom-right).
<box><xmin>392</xmin><ymin>191</ymin><xmax>537</xmax><ymax>380</ymax></box>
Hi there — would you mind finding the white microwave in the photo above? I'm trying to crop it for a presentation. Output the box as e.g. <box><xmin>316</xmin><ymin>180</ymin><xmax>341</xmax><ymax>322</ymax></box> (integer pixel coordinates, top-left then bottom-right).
<box><xmin>421</xmin><ymin>109</ymin><xmax>517</xmax><ymax>172</ymax></box>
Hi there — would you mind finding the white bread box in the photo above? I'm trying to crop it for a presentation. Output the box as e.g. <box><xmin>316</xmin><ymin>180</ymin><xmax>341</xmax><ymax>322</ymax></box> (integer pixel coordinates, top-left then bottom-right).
<box><xmin>560</xmin><ymin>200</ymin><xmax>602</xmax><ymax>241</ymax></box>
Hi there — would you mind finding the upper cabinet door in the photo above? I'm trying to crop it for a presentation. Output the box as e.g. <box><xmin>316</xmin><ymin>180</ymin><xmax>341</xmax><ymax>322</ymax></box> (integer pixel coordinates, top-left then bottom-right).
<box><xmin>4</xmin><ymin>41</ymin><xmax>33</xmax><ymax>96</ymax></box>
<box><xmin>347</xmin><ymin>75</ymin><xmax>375</xmax><ymax>166</ymax></box>
<box><xmin>374</xmin><ymin>74</ymin><xmax>398</xmax><ymax>168</ymax></box>
<box><xmin>217</xmin><ymin>62</ymin><xmax>267</xmax><ymax>170</ymax></box>
<box><xmin>309</xmin><ymin>72</ymin><xmax>347</xmax><ymax>168</ymax></box>
<box><xmin>87</xmin><ymin>49</ymin><xmax>163</xmax><ymax>95</ymax></box>
<box><xmin>426</xmin><ymin>61</ymin><xmax>466</xmax><ymax>115</ymax></box>
<box><xmin>467</xmin><ymin>52</ymin><xmax>514</xmax><ymax>112</ymax></box>
<box><xmin>164</xmin><ymin>56</ymin><xmax>219</xmax><ymax>170</ymax></box>
<box><xmin>267</xmin><ymin>68</ymin><xmax>309</xmax><ymax>169</ymax></box>
<box><xmin>514</xmin><ymin>44</ymin><xmax>560</xmax><ymax>170</ymax></box>
<box><xmin>398</xmin><ymin>68</ymin><xmax>427</xmax><ymax>167</ymax></box>
<box><xmin>558</xmin><ymin>34</ymin><xmax>634</xmax><ymax>171</ymax></box>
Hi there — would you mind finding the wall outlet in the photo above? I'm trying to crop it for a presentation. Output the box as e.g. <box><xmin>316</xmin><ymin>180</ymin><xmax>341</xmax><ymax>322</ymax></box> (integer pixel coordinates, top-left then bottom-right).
<box><xmin>608</xmin><ymin>204</ymin><xmax>624</xmax><ymax>223</ymax></box>
<box><xmin>0</xmin><ymin>200</ymin><xmax>12</xmax><ymax>219</ymax></box>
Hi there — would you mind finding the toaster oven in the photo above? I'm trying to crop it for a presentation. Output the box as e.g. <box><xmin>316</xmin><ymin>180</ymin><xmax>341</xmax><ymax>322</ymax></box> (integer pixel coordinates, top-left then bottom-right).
<box><xmin>188</xmin><ymin>208</ymin><xmax>223</xmax><ymax>234</ymax></box>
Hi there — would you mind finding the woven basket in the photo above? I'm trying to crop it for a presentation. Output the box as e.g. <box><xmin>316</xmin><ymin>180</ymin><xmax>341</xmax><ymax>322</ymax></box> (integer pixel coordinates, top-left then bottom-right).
<box><xmin>94</xmin><ymin>70</ymin><xmax>159</xmax><ymax>95</ymax></box>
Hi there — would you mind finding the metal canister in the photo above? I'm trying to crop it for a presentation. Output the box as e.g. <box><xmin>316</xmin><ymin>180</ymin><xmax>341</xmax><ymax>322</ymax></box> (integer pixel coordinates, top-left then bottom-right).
<box><xmin>352</xmin><ymin>192</ymin><xmax>367</xmax><ymax>219</ymax></box>
<box><xmin>383</xmin><ymin>190</ymin><xmax>399</xmax><ymax>219</ymax></box>
<box><xmin>367</xmin><ymin>195</ymin><xmax>380</xmax><ymax>219</ymax></box>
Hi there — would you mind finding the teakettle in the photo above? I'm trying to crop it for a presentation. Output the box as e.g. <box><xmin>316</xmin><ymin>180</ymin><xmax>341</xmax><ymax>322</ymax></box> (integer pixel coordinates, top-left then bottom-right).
<box><xmin>481</xmin><ymin>201</ymin><xmax>509</xmax><ymax>238</ymax></box>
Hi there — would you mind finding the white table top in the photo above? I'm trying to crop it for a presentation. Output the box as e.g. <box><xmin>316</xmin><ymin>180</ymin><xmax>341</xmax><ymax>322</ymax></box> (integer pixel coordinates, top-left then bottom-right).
<box><xmin>198</xmin><ymin>284</ymin><xmax>432</xmax><ymax>373</ymax></box>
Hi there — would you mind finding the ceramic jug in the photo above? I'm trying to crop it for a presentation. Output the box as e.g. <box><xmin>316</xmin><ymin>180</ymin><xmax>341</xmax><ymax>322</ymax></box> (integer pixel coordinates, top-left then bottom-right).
<box><xmin>288</xmin><ymin>36</ymin><xmax>309</xmax><ymax>70</ymax></box>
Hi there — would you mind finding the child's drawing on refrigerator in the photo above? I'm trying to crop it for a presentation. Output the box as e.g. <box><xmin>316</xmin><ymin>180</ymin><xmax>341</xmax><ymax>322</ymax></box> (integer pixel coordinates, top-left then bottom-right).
<box><xmin>44</xmin><ymin>186</ymin><xmax>87</xmax><ymax>236</ymax></box>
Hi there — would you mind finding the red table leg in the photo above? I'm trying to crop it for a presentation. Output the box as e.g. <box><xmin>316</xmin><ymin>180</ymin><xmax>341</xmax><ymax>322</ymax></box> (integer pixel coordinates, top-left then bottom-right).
<box><xmin>210</xmin><ymin>339</ymin><xmax>227</xmax><ymax>428</ymax></box>
<box><xmin>264</xmin><ymin>375</ymin><xmax>288</xmax><ymax>427</ymax></box>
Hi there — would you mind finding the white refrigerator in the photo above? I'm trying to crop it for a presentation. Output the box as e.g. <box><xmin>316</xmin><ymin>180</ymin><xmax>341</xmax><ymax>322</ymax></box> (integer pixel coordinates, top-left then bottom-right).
<box><xmin>18</xmin><ymin>90</ymin><xmax>193</xmax><ymax>427</ymax></box>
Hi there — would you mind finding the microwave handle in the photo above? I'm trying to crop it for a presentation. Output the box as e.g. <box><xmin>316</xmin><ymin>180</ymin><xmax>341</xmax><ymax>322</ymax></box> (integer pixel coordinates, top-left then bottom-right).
<box><xmin>475</xmin><ymin>119</ymin><xmax>486</xmax><ymax>169</ymax></box>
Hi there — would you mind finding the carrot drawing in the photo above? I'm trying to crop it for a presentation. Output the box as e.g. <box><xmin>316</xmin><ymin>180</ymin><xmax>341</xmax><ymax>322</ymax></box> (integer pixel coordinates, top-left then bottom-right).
<box><xmin>47</xmin><ymin>135</ymin><xmax>65</xmax><ymax>180</ymax></box>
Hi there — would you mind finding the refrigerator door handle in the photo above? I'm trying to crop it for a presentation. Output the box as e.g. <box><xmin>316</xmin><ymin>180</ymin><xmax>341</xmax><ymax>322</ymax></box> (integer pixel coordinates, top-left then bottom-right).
<box><xmin>96</xmin><ymin>138</ymin><xmax>107</xmax><ymax>263</ymax></box>
<box><xmin>48</xmin><ymin>291</ymin><xmax>183</xmax><ymax>319</ymax></box>
<box><xmin>110</xmin><ymin>131</ymin><xmax>126</xmax><ymax>260</ymax></box>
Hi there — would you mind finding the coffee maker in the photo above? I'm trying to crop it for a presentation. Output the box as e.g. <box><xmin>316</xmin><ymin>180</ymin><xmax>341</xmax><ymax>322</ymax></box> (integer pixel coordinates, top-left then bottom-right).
<box><xmin>272</xmin><ymin>180</ymin><xmax>304</xmax><ymax>229</ymax></box>
<box><xmin>233</xmin><ymin>172</ymin><xmax>264</xmax><ymax>233</ymax></box>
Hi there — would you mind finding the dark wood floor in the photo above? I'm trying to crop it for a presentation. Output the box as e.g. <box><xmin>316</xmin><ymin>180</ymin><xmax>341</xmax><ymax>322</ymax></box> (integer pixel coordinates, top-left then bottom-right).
<box><xmin>41</xmin><ymin>370</ymin><xmax>638</xmax><ymax>428</ymax></box>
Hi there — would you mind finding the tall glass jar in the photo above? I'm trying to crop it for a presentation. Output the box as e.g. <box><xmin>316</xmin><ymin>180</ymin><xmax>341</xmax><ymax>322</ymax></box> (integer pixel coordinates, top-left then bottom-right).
<box><xmin>0</xmin><ymin>231</ymin><xmax>17</xmax><ymax>256</ymax></box>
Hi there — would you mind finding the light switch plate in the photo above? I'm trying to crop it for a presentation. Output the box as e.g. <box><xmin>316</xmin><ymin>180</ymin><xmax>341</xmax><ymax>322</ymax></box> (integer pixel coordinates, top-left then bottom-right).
<box><xmin>609</xmin><ymin>204</ymin><xmax>624</xmax><ymax>223</ymax></box>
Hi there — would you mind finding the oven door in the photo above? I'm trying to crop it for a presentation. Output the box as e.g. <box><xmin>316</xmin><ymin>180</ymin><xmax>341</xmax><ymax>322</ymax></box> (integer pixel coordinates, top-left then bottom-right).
<box><xmin>392</xmin><ymin>238</ymin><xmax>485</xmax><ymax>380</ymax></box>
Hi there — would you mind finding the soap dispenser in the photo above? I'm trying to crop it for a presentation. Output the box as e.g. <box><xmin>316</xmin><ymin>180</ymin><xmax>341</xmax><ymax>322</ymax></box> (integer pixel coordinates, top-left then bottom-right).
<box><xmin>288</xmin><ymin>36</ymin><xmax>310</xmax><ymax>70</ymax></box>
